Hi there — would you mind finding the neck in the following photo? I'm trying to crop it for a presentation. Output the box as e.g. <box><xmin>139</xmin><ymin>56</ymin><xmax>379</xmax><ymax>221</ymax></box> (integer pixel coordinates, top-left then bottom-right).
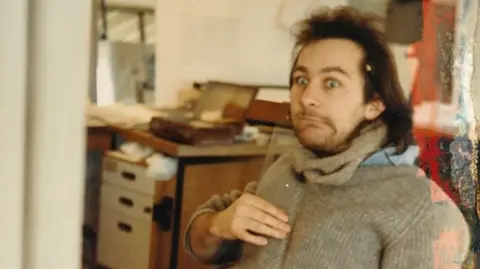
<box><xmin>292</xmin><ymin>121</ymin><xmax>388</xmax><ymax>185</ymax></box>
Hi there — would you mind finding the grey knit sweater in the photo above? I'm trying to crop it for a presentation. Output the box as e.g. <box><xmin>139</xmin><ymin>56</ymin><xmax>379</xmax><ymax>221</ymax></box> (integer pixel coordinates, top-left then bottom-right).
<box><xmin>184</xmin><ymin>123</ymin><xmax>470</xmax><ymax>268</ymax></box>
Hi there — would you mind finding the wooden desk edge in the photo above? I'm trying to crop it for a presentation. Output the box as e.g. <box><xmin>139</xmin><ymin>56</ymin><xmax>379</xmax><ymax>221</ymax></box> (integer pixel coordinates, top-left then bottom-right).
<box><xmin>115</xmin><ymin>128</ymin><xmax>290</xmax><ymax>158</ymax></box>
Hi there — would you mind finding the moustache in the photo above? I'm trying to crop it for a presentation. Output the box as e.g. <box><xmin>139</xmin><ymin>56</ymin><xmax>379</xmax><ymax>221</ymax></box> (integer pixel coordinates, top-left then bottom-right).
<box><xmin>294</xmin><ymin>112</ymin><xmax>333</xmax><ymax>126</ymax></box>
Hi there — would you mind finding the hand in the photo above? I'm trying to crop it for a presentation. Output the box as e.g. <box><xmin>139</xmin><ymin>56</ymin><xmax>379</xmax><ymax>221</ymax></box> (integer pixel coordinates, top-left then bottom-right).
<box><xmin>209</xmin><ymin>193</ymin><xmax>291</xmax><ymax>246</ymax></box>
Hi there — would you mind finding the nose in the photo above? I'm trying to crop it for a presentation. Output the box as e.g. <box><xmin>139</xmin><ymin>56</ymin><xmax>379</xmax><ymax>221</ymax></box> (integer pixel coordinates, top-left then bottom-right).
<box><xmin>300</xmin><ymin>81</ymin><xmax>321</xmax><ymax>108</ymax></box>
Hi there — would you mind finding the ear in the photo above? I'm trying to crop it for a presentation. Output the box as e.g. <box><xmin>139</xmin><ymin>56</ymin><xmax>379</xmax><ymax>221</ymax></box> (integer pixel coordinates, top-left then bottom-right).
<box><xmin>364</xmin><ymin>98</ymin><xmax>385</xmax><ymax>120</ymax></box>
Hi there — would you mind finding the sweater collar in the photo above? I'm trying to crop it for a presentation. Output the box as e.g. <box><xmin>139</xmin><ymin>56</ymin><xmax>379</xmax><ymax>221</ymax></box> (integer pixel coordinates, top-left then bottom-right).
<box><xmin>292</xmin><ymin>121</ymin><xmax>388</xmax><ymax>185</ymax></box>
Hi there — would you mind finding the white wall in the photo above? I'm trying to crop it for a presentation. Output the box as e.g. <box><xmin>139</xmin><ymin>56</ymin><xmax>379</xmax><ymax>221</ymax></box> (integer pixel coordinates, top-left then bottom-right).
<box><xmin>155</xmin><ymin>0</ymin><xmax>293</xmax><ymax>106</ymax></box>
<box><xmin>155</xmin><ymin>0</ymin><xmax>411</xmax><ymax>106</ymax></box>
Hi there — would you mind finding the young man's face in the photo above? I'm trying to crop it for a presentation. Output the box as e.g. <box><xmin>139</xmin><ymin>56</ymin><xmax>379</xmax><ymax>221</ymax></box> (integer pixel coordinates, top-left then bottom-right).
<box><xmin>290</xmin><ymin>38</ymin><xmax>384</xmax><ymax>153</ymax></box>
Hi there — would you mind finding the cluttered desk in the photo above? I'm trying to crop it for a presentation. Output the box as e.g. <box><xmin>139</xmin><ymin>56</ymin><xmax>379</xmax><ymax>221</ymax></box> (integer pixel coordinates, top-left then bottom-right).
<box><xmin>84</xmin><ymin>81</ymin><xmax>293</xmax><ymax>269</ymax></box>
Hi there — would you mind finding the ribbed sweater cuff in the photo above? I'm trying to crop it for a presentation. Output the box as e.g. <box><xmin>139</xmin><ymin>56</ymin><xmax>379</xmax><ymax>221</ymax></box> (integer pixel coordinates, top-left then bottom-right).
<box><xmin>184</xmin><ymin>208</ymin><xmax>218</xmax><ymax>263</ymax></box>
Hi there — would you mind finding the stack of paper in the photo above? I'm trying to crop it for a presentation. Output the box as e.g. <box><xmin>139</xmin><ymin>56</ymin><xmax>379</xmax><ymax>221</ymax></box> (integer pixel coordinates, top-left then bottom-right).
<box><xmin>86</xmin><ymin>103</ymin><xmax>161</xmax><ymax>129</ymax></box>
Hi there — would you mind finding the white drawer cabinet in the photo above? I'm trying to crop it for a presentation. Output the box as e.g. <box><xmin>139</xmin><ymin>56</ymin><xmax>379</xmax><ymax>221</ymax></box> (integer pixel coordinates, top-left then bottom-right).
<box><xmin>97</xmin><ymin>209</ymin><xmax>152</xmax><ymax>269</ymax></box>
<box><xmin>102</xmin><ymin>154</ymin><xmax>154</xmax><ymax>195</ymax></box>
<box><xmin>100</xmin><ymin>183</ymin><xmax>154</xmax><ymax>222</ymax></box>
<box><xmin>97</xmin><ymin>152</ymin><xmax>171</xmax><ymax>269</ymax></box>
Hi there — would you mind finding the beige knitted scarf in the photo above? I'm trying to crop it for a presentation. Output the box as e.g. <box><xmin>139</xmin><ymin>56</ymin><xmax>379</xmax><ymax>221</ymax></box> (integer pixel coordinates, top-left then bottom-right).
<box><xmin>292</xmin><ymin>121</ymin><xmax>388</xmax><ymax>185</ymax></box>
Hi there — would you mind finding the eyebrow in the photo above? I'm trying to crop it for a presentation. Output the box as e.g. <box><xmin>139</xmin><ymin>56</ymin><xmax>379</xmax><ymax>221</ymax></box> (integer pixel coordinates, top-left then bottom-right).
<box><xmin>293</xmin><ymin>65</ymin><xmax>350</xmax><ymax>78</ymax></box>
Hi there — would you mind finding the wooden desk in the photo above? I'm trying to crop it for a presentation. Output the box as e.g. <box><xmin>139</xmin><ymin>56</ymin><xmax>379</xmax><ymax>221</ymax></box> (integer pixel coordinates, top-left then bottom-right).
<box><xmin>114</xmin><ymin>127</ymin><xmax>288</xmax><ymax>158</ymax></box>
<box><xmin>98</xmin><ymin>128</ymin><xmax>290</xmax><ymax>269</ymax></box>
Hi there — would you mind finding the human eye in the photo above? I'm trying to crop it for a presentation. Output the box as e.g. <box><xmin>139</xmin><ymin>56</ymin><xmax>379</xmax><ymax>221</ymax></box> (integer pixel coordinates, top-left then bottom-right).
<box><xmin>324</xmin><ymin>78</ymin><xmax>341</xmax><ymax>89</ymax></box>
<box><xmin>293</xmin><ymin>75</ymin><xmax>309</xmax><ymax>87</ymax></box>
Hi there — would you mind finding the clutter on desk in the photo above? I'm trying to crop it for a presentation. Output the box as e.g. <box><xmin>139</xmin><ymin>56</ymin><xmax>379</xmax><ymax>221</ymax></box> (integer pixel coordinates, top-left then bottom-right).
<box><xmin>235</xmin><ymin>125</ymin><xmax>259</xmax><ymax>143</ymax></box>
<box><xmin>119</xmin><ymin>141</ymin><xmax>154</xmax><ymax>162</ymax></box>
<box><xmin>149</xmin><ymin>81</ymin><xmax>260</xmax><ymax>145</ymax></box>
<box><xmin>177</xmin><ymin>82</ymin><xmax>204</xmax><ymax>109</ymax></box>
<box><xmin>88</xmin><ymin>80</ymin><xmax>296</xmax><ymax>148</ymax></box>
<box><xmin>86</xmin><ymin>103</ymin><xmax>161</xmax><ymax>129</ymax></box>
<box><xmin>150</xmin><ymin>117</ymin><xmax>240</xmax><ymax>145</ymax></box>
<box><xmin>117</xmin><ymin>142</ymin><xmax>178</xmax><ymax>181</ymax></box>
<box><xmin>246</xmin><ymin>99</ymin><xmax>291</xmax><ymax>128</ymax></box>
<box><xmin>145</xmin><ymin>153</ymin><xmax>178</xmax><ymax>181</ymax></box>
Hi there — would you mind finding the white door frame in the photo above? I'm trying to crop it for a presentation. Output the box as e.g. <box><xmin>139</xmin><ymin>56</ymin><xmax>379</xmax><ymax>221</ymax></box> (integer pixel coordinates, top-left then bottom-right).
<box><xmin>0</xmin><ymin>1</ymin><xmax>29</xmax><ymax>268</ymax></box>
<box><xmin>0</xmin><ymin>0</ymin><xmax>93</xmax><ymax>268</ymax></box>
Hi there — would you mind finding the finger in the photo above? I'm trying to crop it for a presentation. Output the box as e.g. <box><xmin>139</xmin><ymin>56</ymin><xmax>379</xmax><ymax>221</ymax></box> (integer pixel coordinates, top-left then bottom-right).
<box><xmin>236</xmin><ymin>229</ymin><xmax>268</xmax><ymax>246</ymax></box>
<box><xmin>246</xmin><ymin>219</ymin><xmax>287</xmax><ymax>239</ymax></box>
<box><xmin>247</xmin><ymin>209</ymin><xmax>291</xmax><ymax>233</ymax></box>
<box><xmin>243</xmin><ymin>194</ymin><xmax>288</xmax><ymax>222</ymax></box>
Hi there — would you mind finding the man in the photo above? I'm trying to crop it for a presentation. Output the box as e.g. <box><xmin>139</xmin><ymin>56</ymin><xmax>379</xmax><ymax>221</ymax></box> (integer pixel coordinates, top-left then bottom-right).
<box><xmin>184</xmin><ymin>6</ymin><xmax>470</xmax><ymax>269</ymax></box>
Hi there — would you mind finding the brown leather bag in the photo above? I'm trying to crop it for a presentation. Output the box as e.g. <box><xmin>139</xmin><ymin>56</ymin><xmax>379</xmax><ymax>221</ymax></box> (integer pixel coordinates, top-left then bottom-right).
<box><xmin>149</xmin><ymin>81</ymin><xmax>259</xmax><ymax>145</ymax></box>
<box><xmin>149</xmin><ymin>116</ymin><xmax>239</xmax><ymax>146</ymax></box>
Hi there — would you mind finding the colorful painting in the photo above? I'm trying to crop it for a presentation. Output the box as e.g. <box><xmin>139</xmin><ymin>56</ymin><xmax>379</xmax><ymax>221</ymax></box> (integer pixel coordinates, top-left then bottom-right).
<box><xmin>413</xmin><ymin>0</ymin><xmax>479</xmax><ymax>268</ymax></box>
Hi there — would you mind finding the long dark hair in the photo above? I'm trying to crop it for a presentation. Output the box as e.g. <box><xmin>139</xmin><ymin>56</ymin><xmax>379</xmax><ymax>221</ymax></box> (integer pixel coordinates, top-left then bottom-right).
<box><xmin>289</xmin><ymin>6</ymin><xmax>413</xmax><ymax>153</ymax></box>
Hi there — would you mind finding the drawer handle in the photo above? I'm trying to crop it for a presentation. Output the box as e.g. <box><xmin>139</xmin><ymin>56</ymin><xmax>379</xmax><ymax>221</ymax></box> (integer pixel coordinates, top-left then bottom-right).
<box><xmin>153</xmin><ymin>196</ymin><xmax>174</xmax><ymax>231</ymax></box>
<box><xmin>119</xmin><ymin>196</ymin><xmax>134</xmax><ymax>207</ymax></box>
<box><xmin>117</xmin><ymin>222</ymin><xmax>132</xmax><ymax>233</ymax></box>
<box><xmin>121</xmin><ymin>171</ymin><xmax>136</xmax><ymax>181</ymax></box>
